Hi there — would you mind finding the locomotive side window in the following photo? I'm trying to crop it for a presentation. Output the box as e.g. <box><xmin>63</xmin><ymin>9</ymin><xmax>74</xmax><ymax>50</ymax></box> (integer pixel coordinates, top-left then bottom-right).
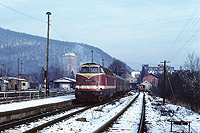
<box><xmin>80</xmin><ymin>67</ymin><xmax>89</xmax><ymax>73</ymax></box>
<box><xmin>90</xmin><ymin>67</ymin><xmax>99</xmax><ymax>73</ymax></box>
<box><xmin>100</xmin><ymin>68</ymin><xmax>104</xmax><ymax>73</ymax></box>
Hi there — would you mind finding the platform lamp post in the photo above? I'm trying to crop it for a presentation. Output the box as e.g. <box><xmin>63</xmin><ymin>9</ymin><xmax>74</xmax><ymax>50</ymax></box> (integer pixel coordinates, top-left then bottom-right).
<box><xmin>91</xmin><ymin>50</ymin><xmax>94</xmax><ymax>63</ymax></box>
<box><xmin>46</xmin><ymin>11</ymin><xmax>51</xmax><ymax>97</ymax></box>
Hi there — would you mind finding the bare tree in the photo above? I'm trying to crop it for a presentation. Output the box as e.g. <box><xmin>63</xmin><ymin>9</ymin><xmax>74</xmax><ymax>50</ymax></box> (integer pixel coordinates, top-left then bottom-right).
<box><xmin>184</xmin><ymin>52</ymin><xmax>200</xmax><ymax>72</ymax></box>
<box><xmin>183</xmin><ymin>53</ymin><xmax>200</xmax><ymax>110</ymax></box>
<box><xmin>108</xmin><ymin>59</ymin><xmax>126</xmax><ymax>77</ymax></box>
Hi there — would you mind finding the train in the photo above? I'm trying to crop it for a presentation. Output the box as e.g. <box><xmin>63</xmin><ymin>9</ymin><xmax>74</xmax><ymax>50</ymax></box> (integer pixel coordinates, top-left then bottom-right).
<box><xmin>75</xmin><ymin>63</ymin><xmax>130</xmax><ymax>102</ymax></box>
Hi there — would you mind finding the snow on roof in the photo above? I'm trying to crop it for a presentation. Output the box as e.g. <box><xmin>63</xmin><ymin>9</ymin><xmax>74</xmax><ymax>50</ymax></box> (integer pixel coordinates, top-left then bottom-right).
<box><xmin>54</xmin><ymin>77</ymin><xmax>76</xmax><ymax>83</ymax></box>
<box><xmin>0</xmin><ymin>77</ymin><xmax>26</xmax><ymax>81</ymax></box>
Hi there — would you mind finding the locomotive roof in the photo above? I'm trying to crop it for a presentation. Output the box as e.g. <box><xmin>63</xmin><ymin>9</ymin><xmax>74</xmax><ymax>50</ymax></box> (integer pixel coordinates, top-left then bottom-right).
<box><xmin>82</xmin><ymin>63</ymin><xmax>98</xmax><ymax>66</ymax></box>
<box><xmin>81</xmin><ymin>63</ymin><xmax>114</xmax><ymax>76</ymax></box>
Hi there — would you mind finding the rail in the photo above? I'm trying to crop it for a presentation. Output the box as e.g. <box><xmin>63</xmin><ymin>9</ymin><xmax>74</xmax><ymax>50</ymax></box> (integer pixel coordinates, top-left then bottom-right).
<box><xmin>23</xmin><ymin>100</ymin><xmax>111</xmax><ymax>133</ymax></box>
<box><xmin>0</xmin><ymin>102</ymin><xmax>79</xmax><ymax>131</ymax></box>
<box><xmin>93</xmin><ymin>93</ymin><xmax>140</xmax><ymax>133</ymax></box>
<box><xmin>138</xmin><ymin>92</ymin><xmax>145</xmax><ymax>133</ymax></box>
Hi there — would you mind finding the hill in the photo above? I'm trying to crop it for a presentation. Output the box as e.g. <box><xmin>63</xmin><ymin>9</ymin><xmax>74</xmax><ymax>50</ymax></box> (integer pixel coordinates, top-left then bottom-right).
<box><xmin>0</xmin><ymin>27</ymin><xmax>130</xmax><ymax>76</ymax></box>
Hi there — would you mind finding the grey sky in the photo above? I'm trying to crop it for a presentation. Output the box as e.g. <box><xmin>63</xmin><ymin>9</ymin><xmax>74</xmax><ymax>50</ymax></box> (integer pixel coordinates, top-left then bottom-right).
<box><xmin>0</xmin><ymin>0</ymin><xmax>200</xmax><ymax>70</ymax></box>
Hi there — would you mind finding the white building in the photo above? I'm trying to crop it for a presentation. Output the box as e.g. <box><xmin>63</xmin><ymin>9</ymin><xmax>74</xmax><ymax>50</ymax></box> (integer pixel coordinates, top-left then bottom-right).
<box><xmin>53</xmin><ymin>77</ymin><xmax>76</xmax><ymax>90</ymax></box>
<box><xmin>131</xmin><ymin>71</ymin><xmax>141</xmax><ymax>78</ymax></box>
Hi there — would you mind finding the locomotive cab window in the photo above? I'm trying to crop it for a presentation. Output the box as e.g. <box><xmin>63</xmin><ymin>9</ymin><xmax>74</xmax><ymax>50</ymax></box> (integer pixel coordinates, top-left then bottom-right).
<box><xmin>100</xmin><ymin>67</ymin><xmax>104</xmax><ymax>73</ymax></box>
<box><xmin>80</xmin><ymin>67</ymin><xmax>89</xmax><ymax>73</ymax></box>
<box><xmin>90</xmin><ymin>67</ymin><xmax>99</xmax><ymax>73</ymax></box>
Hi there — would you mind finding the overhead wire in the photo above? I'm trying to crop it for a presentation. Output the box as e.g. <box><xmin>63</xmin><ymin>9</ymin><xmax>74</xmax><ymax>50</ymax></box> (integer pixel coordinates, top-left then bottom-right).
<box><xmin>0</xmin><ymin>2</ymin><xmax>68</xmax><ymax>42</ymax></box>
<box><xmin>51</xmin><ymin>21</ymin><xmax>68</xmax><ymax>42</ymax></box>
<box><xmin>162</xmin><ymin>1</ymin><xmax>200</xmax><ymax>61</ymax></box>
<box><xmin>0</xmin><ymin>2</ymin><xmax>46</xmax><ymax>23</ymax></box>
<box><xmin>170</xmin><ymin>27</ymin><xmax>200</xmax><ymax>61</ymax></box>
<box><xmin>168</xmin><ymin>14</ymin><xmax>200</xmax><ymax>60</ymax></box>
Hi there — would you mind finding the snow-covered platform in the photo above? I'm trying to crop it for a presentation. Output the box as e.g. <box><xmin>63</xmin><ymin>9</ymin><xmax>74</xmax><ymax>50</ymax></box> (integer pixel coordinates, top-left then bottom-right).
<box><xmin>0</xmin><ymin>95</ymin><xmax>75</xmax><ymax>124</ymax></box>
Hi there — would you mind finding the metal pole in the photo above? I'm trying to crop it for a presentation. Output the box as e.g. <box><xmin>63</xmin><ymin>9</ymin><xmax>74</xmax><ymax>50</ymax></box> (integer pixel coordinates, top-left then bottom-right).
<box><xmin>46</xmin><ymin>12</ymin><xmax>51</xmax><ymax>97</ymax></box>
<box><xmin>163</xmin><ymin>60</ymin><xmax>166</xmax><ymax>105</ymax></box>
<box><xmin>188</xmin><ymin>121</ymin><xmax>190</xmax><ymax>133</ymax></box>
<box><xmin>170</xmin><ymin>120</ymin><xmax>172</xmax><ymax>132</ymax></box>
<box><xmin>91</xmin><ymin>50</ymin><xmax>94</xmax><ymax>63</ymax></box>
<box><xmin>21</xmin><ymin>62</ymin><xmax>23</xmax><ymax>75</ymax></box>
<box><xmin>102</xmin><ymin>59</ymin><xmax>104</xmax><ymax>67</ymax></box>
<box><xmin>18</xmin><ymin>58</ymin><xmax>19</xmax><ymax>91</ymax></box>
<box><xmin>1</xmin><ymin>64</ymin><xmax>4</xmax><ymax>91</ymax></box>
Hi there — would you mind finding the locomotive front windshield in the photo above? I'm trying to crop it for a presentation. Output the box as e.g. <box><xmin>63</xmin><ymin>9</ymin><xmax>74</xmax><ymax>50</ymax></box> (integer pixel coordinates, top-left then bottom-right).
<box><xmin>80</xmin><ymin>67</ymin><xmax>89</xmax><ymax>73</ymax></box>
<box><xmin>90</xmin><ymin>67</ymin><xmax>98</xmax><ymax>73</ymax></box>
<box><xmin>80</xmin><ymin>66</ymin><xmax>102</xmax><ymax>73</ymax></box>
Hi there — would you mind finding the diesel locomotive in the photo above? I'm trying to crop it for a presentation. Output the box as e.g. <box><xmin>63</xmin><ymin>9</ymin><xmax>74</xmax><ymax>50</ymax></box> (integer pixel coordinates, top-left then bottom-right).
<box><xmin>75</xmin><ymin>63</ymin><xmax>130</xmax><ymax>102</ymax></box>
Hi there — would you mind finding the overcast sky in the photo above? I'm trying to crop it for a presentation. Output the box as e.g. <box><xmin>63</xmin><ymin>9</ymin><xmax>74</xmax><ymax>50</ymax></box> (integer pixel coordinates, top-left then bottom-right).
<box><xmin>0</xmin><ymin>0</ymin><xmax>200</xmax><ymax>70</ymax></box>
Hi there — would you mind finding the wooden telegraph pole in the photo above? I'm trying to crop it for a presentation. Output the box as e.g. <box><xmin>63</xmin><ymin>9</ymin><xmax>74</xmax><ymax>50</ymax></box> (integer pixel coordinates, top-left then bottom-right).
<box><xmin>46</xmin><ymin>12</ymin><xmax>51</xmax><ymax>97</ymax></box>
<box><xmin>160</xmin><ymin>60</ymin><xmax>170</xmax><ymax>105</ymax></box>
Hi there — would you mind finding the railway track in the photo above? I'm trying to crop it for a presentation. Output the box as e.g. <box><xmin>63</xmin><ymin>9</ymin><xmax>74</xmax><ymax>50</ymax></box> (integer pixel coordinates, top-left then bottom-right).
<box><xmin>0</xmin><ymin>101</ymin><xmax>81</xmax><ymax>131</ymax></box>
<box><xmin>2</xmin><ymin>92</ymin><xmax>143</xmax><ymax>132</ymax></box>
<box><xmin>3</xmin><ymin>92</ymin><xmax>139</xmax><ymax>132</ymax></box>
<box><xmin>1</xmin><ymin>94</ymin><xmax>129</xmax><ymax>132</ymax></box>
<box><xmin>93</xmin><ymin>93</ymin><xmax>145</xmax><ymax>133</ymax></box>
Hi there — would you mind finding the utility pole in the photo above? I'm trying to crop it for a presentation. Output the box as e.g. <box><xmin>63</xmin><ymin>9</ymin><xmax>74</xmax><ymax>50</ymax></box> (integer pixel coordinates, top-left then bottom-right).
<box><xmin>46</xmin><ymin>12</ymin><xmax>51</xmax><ymax>97</ymax></box>
<box><xmin>91</xmin><ymin>50</ymin><xmax>94</xmax><ymax>63</ymax></box>
<box><xmin>160</xmin><ymin>60</ymin><xmax>170</xmax><ymax>105</ymax></box>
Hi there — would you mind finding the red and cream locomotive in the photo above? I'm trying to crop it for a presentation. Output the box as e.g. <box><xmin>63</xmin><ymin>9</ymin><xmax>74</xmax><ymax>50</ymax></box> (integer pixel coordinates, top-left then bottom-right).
<box><xmin>75</xmin><ymin>63</ymin><xmax>130</xmax><ymax>102</ymax></box>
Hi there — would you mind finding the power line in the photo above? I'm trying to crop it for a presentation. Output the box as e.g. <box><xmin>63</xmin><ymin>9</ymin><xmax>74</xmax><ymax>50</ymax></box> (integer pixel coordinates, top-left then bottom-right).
<box><xmin>51</xmin><ymin>21</ymin><xmax>68</xmax><ymax>41</ymax></box>
<box><xmin>0</xmin><ymin>2</ymin><xmax>69</xmax><ymax>42</ymax></box>
<box><xmin>164</xmin><ymin>1</ymin><xmax>200</xmax><ymax>59</ymax></box>
<box><xmin>162</xmin><ymin>1</ymin><xmax>200</xmax><ymax>61</ymax></box>
<box><xmin>0</xmin><ymin>2</ymin><xmax>46</xmax><ymax>23</ymax></box>
<box><xmin>170</xmin><ymin>27</ymin><xmax>200</xmax><ymax>61</ymax></box>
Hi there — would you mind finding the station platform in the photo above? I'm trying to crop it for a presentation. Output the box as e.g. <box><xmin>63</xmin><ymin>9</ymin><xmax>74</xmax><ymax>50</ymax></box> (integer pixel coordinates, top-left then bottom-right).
<box><xmin>0</xmin><ymin>95</ymin><xmax>75</xmax><ymax>124</ymax></box>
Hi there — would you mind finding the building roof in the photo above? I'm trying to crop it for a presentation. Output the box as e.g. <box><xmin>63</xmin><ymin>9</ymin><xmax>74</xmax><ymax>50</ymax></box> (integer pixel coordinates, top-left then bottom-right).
<box><xmin>0</xmin><ymin>77</ymin><xmax>27</xmax><ymax>81</ymax></box>
<box><xmin>53</xmin><ymin>77</ymin><xmax>76</xmax><ymax>83</ymax></box>
<box><xmin>144</xmin><ymin>73</ymin><xmax>158</xmax><ymax>78</ymax></box>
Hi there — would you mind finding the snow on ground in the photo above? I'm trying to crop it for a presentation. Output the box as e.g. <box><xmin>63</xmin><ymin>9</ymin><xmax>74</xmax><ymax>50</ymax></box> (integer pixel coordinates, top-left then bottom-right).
<box><xmin>2</xmin><ymin>92</ymin><xmax>199</xmax><ymax>132</ymax></box>
<box><xmin>107</xmin><ymin>92</ymin><xmax>143</xmax><ymax>132</ymax></box>
<box><xmin>39</xmin><ymin>92</ymin><xmax>142</xmax><ymax>133</ymax></box>
<box><xmin>0</xmin><ymin>95</ymin><xmax>75</xmax><ymax>112</ymax></box>
<box><xmin>145</xmin><ymin>93</ymin><xmax>200</xmax><ymax>133</ymax></box>
<box><xmin>5</xmin><ymin>107</ymin><xmax>85</xmax><ymax>132</ymax></box>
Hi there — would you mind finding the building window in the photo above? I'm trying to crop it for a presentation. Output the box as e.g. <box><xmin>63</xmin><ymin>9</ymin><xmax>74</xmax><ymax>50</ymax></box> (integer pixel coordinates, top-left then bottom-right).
<box><xmin>23</xmin><ymin>83</ymin><xmax>26</xmax><ymax>86</ymax></box>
